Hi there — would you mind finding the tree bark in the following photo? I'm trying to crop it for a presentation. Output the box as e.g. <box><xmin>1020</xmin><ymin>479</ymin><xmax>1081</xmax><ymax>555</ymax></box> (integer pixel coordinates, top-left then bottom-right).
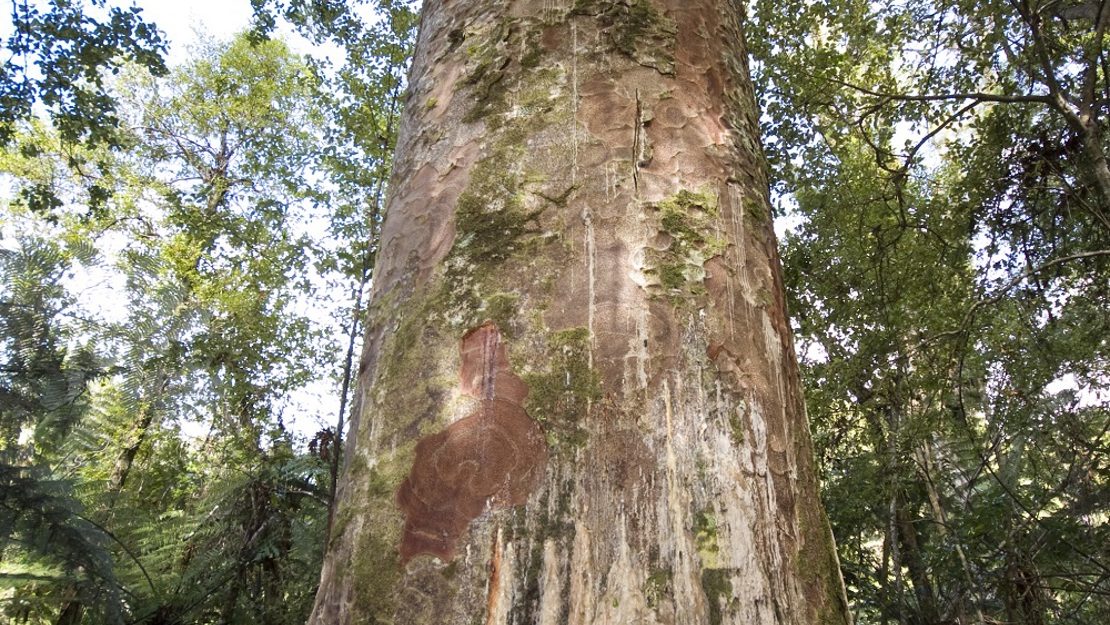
<box><xmin>309</xmin><ymin>1</ymin><xmax>850</xmax><ymax>624</ymax></box>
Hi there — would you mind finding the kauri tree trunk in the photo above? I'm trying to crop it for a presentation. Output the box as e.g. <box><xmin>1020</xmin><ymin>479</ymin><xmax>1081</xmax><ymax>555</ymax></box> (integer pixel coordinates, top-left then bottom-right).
<box><xmin>309</xmin><ymin>1</ymin><xmax>850</xmax><ymax>623</ymax></box>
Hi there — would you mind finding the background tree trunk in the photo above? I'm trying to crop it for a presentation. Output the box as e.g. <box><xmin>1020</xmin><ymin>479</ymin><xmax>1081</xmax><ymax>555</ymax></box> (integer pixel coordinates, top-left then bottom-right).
<box><xmin>309</xmin><ymin>1</ymin><xmax>850</xmax><ymax>623</ymax></box>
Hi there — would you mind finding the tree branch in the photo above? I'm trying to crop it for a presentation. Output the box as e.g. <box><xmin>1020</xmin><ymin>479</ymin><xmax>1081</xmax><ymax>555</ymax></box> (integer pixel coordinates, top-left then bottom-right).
<box><xmin>826</xmin><ymin>75</ymin><xmax>1053</xmax><ymax>107</ymax></box>
<box><xmin>926</xmin><ymin>250</ymin><xmax>1110</xmax><ymax>346</ymax></box>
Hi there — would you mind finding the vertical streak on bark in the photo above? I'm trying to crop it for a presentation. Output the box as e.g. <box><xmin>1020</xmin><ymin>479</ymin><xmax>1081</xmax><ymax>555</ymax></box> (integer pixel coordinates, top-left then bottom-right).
<box><xmin>309</xmin><ymin>1</ymin><xmax>850</xmax><ymax>624</ymax></box>
<box><xmin>571</xmin><ymin>19</ymin><xmax>595</xmax><ymax>365</ymax></box>
<box><xmin>536</xmin><ymin>539</ymin><xmax>563</xmax><ymax>625</ymax></box>
<box><xmin>486</xmin><ymin>528</ymin><xmax>506</xmax><ymax>624</ymax></box>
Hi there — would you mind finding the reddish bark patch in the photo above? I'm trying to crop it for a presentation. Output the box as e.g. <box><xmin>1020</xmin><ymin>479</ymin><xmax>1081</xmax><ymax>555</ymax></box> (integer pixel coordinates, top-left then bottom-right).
<box><xmin>486</xmin><ymin>535</ymin><xmax>502</xmax><ymax>621</ymax></box>
<box><xmin>396</xmin><ymin>323</ymin><xmax>548</xmax><ymax>563</ymax></box>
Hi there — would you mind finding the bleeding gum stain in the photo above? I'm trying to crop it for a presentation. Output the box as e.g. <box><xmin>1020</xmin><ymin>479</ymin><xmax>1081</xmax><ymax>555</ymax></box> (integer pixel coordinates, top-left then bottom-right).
<box><xmin>396</xmin><ymin>323</ymin><xmax>548</xmax><ymax>563</ymax></box>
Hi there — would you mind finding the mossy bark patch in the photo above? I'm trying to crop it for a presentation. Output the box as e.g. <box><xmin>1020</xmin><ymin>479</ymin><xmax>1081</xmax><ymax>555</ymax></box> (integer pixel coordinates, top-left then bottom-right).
<box><xmin>644</xmin><ymin>566</ymin><xmax>673</xmax><ymax>609</ymax></box>
<box><xmin>570</xmin><ymin>0</ymin><xmax>677</xmax><ymax>74</ymax></box>
<box><xmin>694</xmin><ymin>508</ymin><xmax>721</xmax><ymax>566</ymax></box>
<box><xmin>643</xmin><ymin>188</ymin><xmax>727</xmax><ymax>301</ymax></box>
<box><xmin>522</xmin><ymin>327</ymin><xmax>601</xmax><ymax>453</ymax></box>
<box><xmin>701</xmin><ymin>568</ymin><xmax>738</xmax><ymax>625</ymax></box>
<box><xmin>343</xmin><ymin>464</ymin><xmax>408</xmax><ymax>623</ymax></box>
<box><xmin>459</xmin><ymin>17</ymin><xmax>557</xmax><ymax>124</ymax></box>
<box><xmin>450</xmin><ymin>149</ymin><xmax>541</xmax><ymax>268</ymax></box>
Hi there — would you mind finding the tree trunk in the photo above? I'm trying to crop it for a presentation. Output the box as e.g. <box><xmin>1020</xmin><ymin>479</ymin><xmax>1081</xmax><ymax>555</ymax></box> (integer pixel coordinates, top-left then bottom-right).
<box><xmin>309</xmin><ymin>1</ymin><xmax>849</xmax><ymax>624</ymax></box>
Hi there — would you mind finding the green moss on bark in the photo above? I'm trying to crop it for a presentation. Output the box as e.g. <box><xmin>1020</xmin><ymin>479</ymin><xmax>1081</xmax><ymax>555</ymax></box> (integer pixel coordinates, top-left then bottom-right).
<box><xmin>459</xmin><ymin>19</ymin><xmax>513</xmax><ymax>123</ymax></box>
<box><xmin>645</xmin><ymin>566</ymin><xmax>672</xmax><ymax>609</ymax></box>
<box><xmin>342</xmin><ymin>463</ymin><xmax>413</xmax><ymax>624</ymax></box>
<box><xmin>694</xmin><ymin>508</ymin><xmax>721</xmax><ymax>566</ymax></box>
<box><xmin>522</xmin><ymin>327</ymin><xmax>601</xmax><ymax>453</ymax></box>
<box><xmin>451</xmin><ymin>24</ymin><xmax>569</xmax><ymax>274</ymax></box>
<box><xmin>797</xmin><ymin>494</ymin><xmax>851</xmax><ymax>625</ymax></box>
<box><xmin>352</xmin><ymin>530</ymin><xmax>402</xmax><ymax>623</ymax></box>
<box><xmin>459</xmin><ymin>16</ymin><xmax>559</xmax><ymax>124</ymax></box>
<box><xmin>700</xmin><ymin>568</ymin><xmax>737</xmax><ymax>625</ymax></box>
<box><xmin>570</xmin><ymin>0</ymin><xmax>677</xmax><ymax>74</ymax></box>
<box><xmin>481</xmin><ymin>292</ymin><xmax>520</xmax><ymax>332</ymax></box>
<box><xmin>644</xmin><ymin>188</ymin><xmax>727</xmax><ymax>302</ymax></box>
<box><xmin>451</xmin><ymin>154</ymin><xmax>541</xmax><ymax>267</ymax></box>
<box><xmin>744</xmin><ymin>195</ymin><xmax>770</xmax><ymax>231</ymax></box>
<box><xmin>694</xmin><ymin>507</ymin><xmax>739</xmax><ymax>625</ymax></box>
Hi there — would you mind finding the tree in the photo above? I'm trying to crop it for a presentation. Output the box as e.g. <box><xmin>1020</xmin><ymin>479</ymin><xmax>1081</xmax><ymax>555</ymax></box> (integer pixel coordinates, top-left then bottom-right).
<box><xmin>1</xmin><ymin>0</ymin><xmax>167</xmax><ymax>218</ymax></box>
<box><xmin>85</xmin><ymin>33</ymin><xmax>333</xmax><ymax>625</ymax></box>
<box><xmin>0</xmin><ymin>234</ymin><xmax>119</xmax><ymax>625</ymax></box>
<box><xmin>308</xmin><ymin>1</ymin><xmax>849</xmax><ymax>623</ymax></box>
<box><xmin>746</xmin><ymin>0</ymin><xmax>1110</xmax><ymax>621</ymax></box>
<box><xmin>287</xmin><ymin>0</ymin><xmax>419</xmax><ymax>526</ymax></box>
<box><xmin>1</xmin><ymin>32</ymin><xmax>339</xmax><ymax>625</ymax></box>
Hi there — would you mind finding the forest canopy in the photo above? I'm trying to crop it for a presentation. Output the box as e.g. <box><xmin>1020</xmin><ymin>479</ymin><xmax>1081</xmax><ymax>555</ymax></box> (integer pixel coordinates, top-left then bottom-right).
<box><xmin>1</xmin><ymin>1</ymin><xmax>417</xmax><ymax>622</ymax></box>
<box><xmin>749</xmin><ymin>0</ymin><xmax>1110</xmax><ymax>621</ymax></box>
<box><xmin>2</xmin><ymin>0</ymin><xmax>1108</xmax><ymax>623</ymax></box>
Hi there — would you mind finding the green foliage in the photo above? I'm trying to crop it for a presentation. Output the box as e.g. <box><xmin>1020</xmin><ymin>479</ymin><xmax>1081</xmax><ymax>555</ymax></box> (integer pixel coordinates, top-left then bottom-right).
<box><xmin>1</xmin><ymin>237</ymin><xmax>102</xmax><ymax>454</ymax></box>
<box><xmin>295</xmin><ymin>0</ymin><xmax>418</xmax><ymax>281</ymax></box>
<box><xmin>1</xmin><ymin>0</ymin><xmax>168</xmax><ymax>148</ymax></box>
<box><xmin>13</xmin><ymin>1</ymin><xmax>1105</xmax><ymax>623</ymax></box>
<box><xmin>0</xmin><ymin>10</ymin><xmax>412</xmax><ymax>619</ymax></box>
<box><xmin>751</xmin><ymin>0</ymin><xmax>1110</xmax><ymax>621</ymax></box>
<box><xmin>0</xmin><ymin>236</ymin><xmax>120</xmax><ymax>623</ymax></box>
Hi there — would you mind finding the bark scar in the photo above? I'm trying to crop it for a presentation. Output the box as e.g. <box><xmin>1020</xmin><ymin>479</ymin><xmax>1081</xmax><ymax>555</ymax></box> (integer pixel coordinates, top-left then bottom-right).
<box><xmin>396</xmin><ymin>323</ymin><xmax>548</xmax><ymax>564</ymax></box>
<box><xmin>633</xmin><ymin>89</ymin><xmax>653</xmax><ymax>192</ymax></box>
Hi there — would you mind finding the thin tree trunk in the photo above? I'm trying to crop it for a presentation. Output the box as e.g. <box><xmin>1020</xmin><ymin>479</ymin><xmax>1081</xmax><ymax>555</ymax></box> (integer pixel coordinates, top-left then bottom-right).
<box><xmin>918</xmin><ymin>440</ymin><xmax>985</xmax><ymax>625</ymax></box>
<box><xmin>326</xmin><ymin>78</ymin><xmax>404</xmax><ymax>536</ymax></box>
<box><xmin>309</xmin><ymin>1</ymin><xmax>850</xmax><ymax>623</ymax></box>
<box><xmin>889</xmin><ymin>494</ymin><xmax>907</xmax><ymax>625</ymax></box>
<box><xmin>326</xmin><ymin>277</ymin><xmax>364</xmax><ymax>535</ymax></box>
<box><xmin>107</xmin><ymin>373</ymin><xmax>168</xmax><ymax>496</ymax></box>
<box><xmin>894</xmin><ymin>504</ymin><xmax>938</xmax><ymax>625</ymax></box>
<box><xmin>54</xmin><ymin>373</ymin><xmax>168</xmax><ymax>625</ymax></box>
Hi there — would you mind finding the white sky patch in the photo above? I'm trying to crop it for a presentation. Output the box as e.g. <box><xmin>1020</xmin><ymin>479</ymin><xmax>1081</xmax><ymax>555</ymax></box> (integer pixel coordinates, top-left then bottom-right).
<box><xmin>1045</xmin><ymin>373</ymin><xmax>1109</xmax><ymax>409</ymax></box>
<box><xmin>138</xmin><ymin>0</ymin><xmax>255</xmax><ymax>61</ymax></box>
<box><xmin>0</xmin><ymin>0</ymin><xmax>340</xmax><ymax>66</ymax></box>
<box><xmin>773</xmin><ymin>211</ymin><xmax>803</xmax><ymax>240</ymax></box>
<box><xmin>64</xmin><ymin>230</ymin><xmax>133</xmax><ymax>325</ymax></box>
<box><xmin>137</xmin><ymin>0</ymin><xmax>347</xmax><ymax>64</ymax></box>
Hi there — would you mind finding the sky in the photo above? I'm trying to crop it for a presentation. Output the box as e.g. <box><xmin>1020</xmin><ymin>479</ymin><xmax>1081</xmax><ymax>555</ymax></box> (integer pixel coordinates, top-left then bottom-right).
<box><xmin>0</xmin><ymin>0</ymin><xmax>258</xmax><ymax>61</ymax></box>
<box><xmin>139</xmin><ymin>0</ymin><xmax>385</xmax><ymax>65</ymax></box>
<box><xmin>136</xmin><ymin>0</ymin><xmax>309</xmax><ymax>62</ymax></box>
